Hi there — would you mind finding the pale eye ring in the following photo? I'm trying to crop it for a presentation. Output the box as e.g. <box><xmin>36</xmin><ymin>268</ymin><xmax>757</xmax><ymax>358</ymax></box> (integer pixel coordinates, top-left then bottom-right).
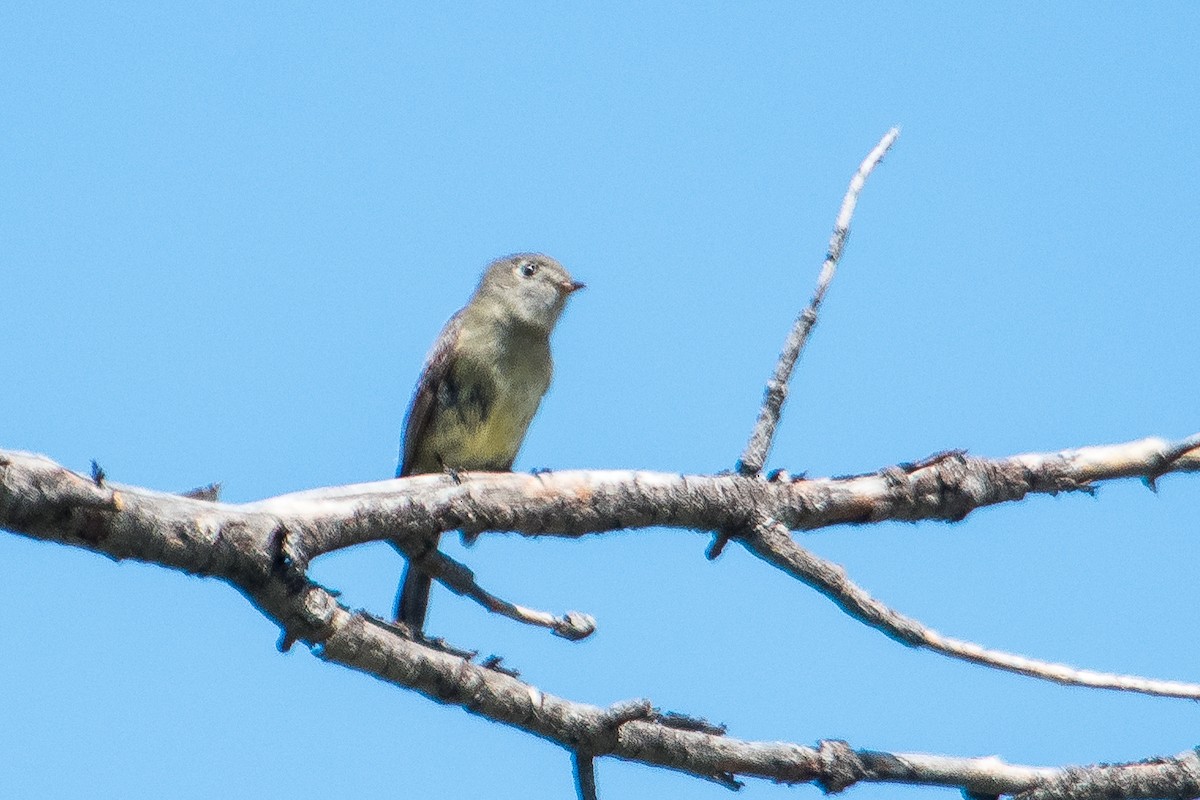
<box><xmin>519</xmin><ymin>262</ymin><xmax>538</xmax><ymax>278</ymax></box>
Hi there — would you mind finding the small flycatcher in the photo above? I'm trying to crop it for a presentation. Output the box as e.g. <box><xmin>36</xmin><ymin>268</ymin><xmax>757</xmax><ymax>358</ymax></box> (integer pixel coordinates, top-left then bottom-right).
<box><xmin>394</xmin><ymin>253</ymin><xmax>584</xmax><ymax>630</ymax></box>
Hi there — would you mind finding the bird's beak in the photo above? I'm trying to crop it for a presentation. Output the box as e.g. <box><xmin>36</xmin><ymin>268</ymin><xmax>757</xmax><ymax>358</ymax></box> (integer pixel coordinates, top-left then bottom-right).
<box><xmin>559</xmin><ymin>280</ymin><xmax>586</xmax><ymax>295</ymax></box>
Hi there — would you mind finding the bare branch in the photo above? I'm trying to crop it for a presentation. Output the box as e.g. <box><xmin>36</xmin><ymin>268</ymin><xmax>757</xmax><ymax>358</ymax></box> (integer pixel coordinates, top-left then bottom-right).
<box><xmin>412</xmin><ymin>545</ymin><xmax>596</xmax><ymax>640</ymax></box>
<box><xmin>227</xmin><ymin>434</ymin><xmax>1200</xmax><ymax>562</ymax></box>
<box><xmin>9</xmin><ymin>432</ymin><xmax>1199</xmax><ymax>694</ymax></box>
<box><xmin>1145</xmin><ymin>431</ymin><xmax>1200</xmax><ymax>490</ymax></box>
<box><xmin>3</xmin><ymin>432</ymin><xmax>1197</xmax><ymax>695</ymax></box>
<box><xmin>740</xmin><ymin>518</ymin><xmax>1200</xmax><ymax>699</ymax></box>
<box><xmin>574</xmin><ymin>751</ymin><xmax>598</xmax><ymax>800</ymax></box>
<box><xmin>1014</xmin><ymin>748</ymin><xmax>1200</xmax><ymax>800</ymax></box>
<box><xmin>2</xmin><ymin>445</ymin><xmax>1199</xmax><ymax>796</ymax></box>
<box><xmin>738</xmin><ymin>127</ymin><xmax>900</xmax><ymax>476</ymax></box>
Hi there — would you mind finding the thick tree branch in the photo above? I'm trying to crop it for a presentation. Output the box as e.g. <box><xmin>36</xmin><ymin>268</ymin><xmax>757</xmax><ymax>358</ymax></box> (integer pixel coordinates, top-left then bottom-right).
<box><xmin>3</xmin><ymin>433</ymin><xmax>1197</xmax><ymax>698</ymax></box>
<box><xmin>4</xmin><ymin>446</ymin><xmax>1198</xmax><ymax>797</ymax></box>
<box><xmin>1014</xmin><ymin>749</ymin><xmax>1200</xmax><ymax>800</ymax></box>
<box><xmin>738</xmin><ymin>127</ymin><xmax>900</xmax><ymax>476</ymax></box>
<box><xmin>225</xmin><ymin>434</ymin><xmax>1199</xmax><ymax>562</ymax></box>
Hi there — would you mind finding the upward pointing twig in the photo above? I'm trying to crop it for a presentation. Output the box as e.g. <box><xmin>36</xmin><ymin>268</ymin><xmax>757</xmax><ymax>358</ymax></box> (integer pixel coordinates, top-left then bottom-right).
<box><xmin>737</xmin><ymin>127</ymin><xmax>900</xmax><ymax>476</ymax></box>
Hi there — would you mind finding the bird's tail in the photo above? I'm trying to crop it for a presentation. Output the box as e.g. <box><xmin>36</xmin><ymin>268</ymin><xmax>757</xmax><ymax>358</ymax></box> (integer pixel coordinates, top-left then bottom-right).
<box><xmin>395</xmin><ymin>563</ymin><xmax>432</xmax><ymax>631</ymax></box>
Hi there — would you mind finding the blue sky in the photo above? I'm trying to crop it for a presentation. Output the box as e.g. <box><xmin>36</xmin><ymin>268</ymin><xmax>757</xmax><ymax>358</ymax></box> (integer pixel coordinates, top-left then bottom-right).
<box><xmin>2</xmin><ymin>4</ymin><xmax>1199</xmax><ymax>798</ymax></box>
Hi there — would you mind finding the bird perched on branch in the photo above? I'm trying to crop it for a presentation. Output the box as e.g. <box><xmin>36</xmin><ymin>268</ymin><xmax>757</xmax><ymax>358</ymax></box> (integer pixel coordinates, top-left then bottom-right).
<box><xmin>393</xmin><ymin>253</ymin><xmax>584</xmax><ymax>631</ymax></box>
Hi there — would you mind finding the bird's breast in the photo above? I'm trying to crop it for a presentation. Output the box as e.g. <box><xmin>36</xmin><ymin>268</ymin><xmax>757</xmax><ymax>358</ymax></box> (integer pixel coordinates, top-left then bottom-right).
<box><xmin>421</xmin><ymin>341</ymin><xmax>551</xmax><ymax>472</ymax></box>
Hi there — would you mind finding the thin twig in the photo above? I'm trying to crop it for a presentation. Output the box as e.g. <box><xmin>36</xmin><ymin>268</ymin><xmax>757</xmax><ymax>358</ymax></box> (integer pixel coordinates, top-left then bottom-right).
<box><xmin>574</xmin><ymin>751</ymin><xmax>598</xmax><ymax>800</ymax></box>
<box><xmin>413</xmin><ymin>546</ymin><xmax>597</xmax><ymax>640</ymax></box>
<box><xmin>740</xmin><ymin>518</ymin><xmax>1200</xmax><ymax>699</ymax></box>
<box><xmin>738</xmin><ymin>127</ymin><xmax>900</xmax><ymax>476</ymax></box>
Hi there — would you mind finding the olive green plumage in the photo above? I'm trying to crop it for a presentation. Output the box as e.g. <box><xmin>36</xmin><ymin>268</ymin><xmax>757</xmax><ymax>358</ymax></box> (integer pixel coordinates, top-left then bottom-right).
<box><xmin>394</xmin><ymin>253</ymin><xmax>584</xmax><ymax>629</ymax></box>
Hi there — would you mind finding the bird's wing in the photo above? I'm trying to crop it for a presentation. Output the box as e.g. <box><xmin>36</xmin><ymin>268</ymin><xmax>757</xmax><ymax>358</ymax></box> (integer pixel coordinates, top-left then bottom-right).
<box><xmin>397</xmin><ymin>309</ymin><xmax>465</xmax><ymax>478</ymax></box>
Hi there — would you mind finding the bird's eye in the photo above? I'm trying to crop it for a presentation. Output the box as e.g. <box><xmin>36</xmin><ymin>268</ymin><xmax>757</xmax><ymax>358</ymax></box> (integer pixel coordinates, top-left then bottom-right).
<box><xmin>519</xmin><ymin>262</ymin><xmax>538</xmax><ymax>278</ymax></box>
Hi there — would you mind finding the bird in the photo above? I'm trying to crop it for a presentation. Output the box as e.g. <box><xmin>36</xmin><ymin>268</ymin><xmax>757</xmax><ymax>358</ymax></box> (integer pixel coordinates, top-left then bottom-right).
<box><xmin>393</xmin><ymin>253</ymin><xmax>584</xmax><ymax>631</ymax></box>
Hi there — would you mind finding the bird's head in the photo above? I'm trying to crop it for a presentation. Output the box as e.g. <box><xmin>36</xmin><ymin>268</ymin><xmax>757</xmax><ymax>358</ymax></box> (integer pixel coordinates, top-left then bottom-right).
<box><xmin>475</xmin><ymin>253</ymin><xmax>585</xmax><ymax>333</ymax></box>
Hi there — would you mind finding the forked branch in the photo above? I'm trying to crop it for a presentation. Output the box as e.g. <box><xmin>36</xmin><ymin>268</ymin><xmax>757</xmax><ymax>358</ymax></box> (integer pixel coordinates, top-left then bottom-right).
<box><xmin>4</xmin><ymin>126</ymin><xmax>1197</xmax><ymax>799</ymax></box>
<box><xmin>2</xmin><ymin>450</ymin><xmax>1198</xmax><ymax>797</ymax></box>
<box><xmin>3</xmin><ymin>433</ymin><xmax>1199</xmax><ymax>703</ymax></box>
